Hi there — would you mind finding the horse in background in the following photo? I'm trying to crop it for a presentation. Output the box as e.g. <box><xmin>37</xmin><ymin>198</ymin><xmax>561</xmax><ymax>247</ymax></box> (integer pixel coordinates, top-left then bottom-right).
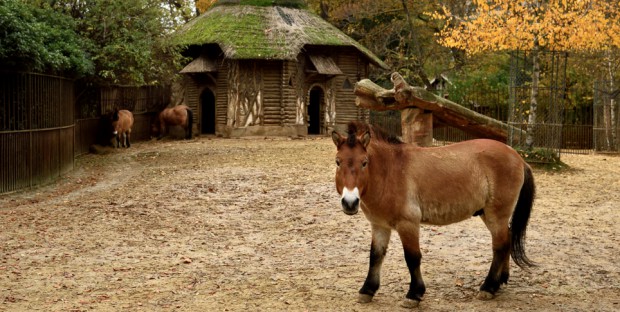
<box><xmin>152</xmin><ymin>105</ymin><xmax>193</xmax><ymax>140</ymax></box>
<box><xmin>111</xmin><ymin>109</ymin><xmax>134</xmax><ymax>148</ymax></box>
<box><xmin>332</xmin><ymin>121</ymin><xmax>535</xmax><ymax>308</ymax></box>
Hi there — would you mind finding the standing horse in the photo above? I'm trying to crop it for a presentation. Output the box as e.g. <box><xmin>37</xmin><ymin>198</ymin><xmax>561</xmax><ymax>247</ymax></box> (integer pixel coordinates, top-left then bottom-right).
<box><xmin>152</xmin><ymin>105</ymin><xmax>193</xmax><ymax>140</ymax></box>
<box><xmin>111</xmin><ymin>109</ymin><xmax>134</xmax><ymax>148</ymax></box>
<box><xmin>331</xmin><ymin>121</ymin><xmax>535</xmax><ymax>308</ymax></box>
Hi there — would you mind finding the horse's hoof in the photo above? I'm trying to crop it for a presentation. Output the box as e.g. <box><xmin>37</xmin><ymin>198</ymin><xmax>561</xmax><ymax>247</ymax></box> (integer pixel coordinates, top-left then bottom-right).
<box><xmin>401</xmin><ymin>298</ymin><xmax>420</xmax><ymax>308</ymax></box>
<box><xmin>357</xmin><ymin>293</ymin><xmax>373</xmax><ymax>303</ymax></box>
<box><xmin>476</xmin><ymin>290</ymin><xmax>494</xmax><ymax>300</ymax></box>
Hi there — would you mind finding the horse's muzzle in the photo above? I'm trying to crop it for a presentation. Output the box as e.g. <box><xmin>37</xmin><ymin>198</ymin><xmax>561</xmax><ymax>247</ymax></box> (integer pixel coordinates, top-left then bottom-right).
<box><xmin>341</xmin><ymin>187</ymin><xmax>360</xmax><ymax>215</ymax></box>
<box><xmin>341</xmin><ymin>198</ymin><xmax>359</xmax><ymax>215</ymax></box>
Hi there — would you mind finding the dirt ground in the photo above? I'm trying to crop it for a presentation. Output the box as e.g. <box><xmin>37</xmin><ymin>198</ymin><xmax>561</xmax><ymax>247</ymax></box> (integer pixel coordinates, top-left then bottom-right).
<box><xmin>1</xmin><ymin>136</ymin><xmax>619</xmax><ymax>312</ymax></box>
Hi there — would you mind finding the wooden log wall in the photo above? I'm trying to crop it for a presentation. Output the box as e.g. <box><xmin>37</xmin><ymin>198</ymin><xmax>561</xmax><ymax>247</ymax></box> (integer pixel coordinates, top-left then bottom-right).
<box><xmin>179</xmin><ymin>48</ymin><xmax>375</xmax><ymax>136</ymax></box>
<box><xmin>280</xmin><ymin>60</ymin><xmax>294</xmax><ymax>126</ymax></box>
<box><xmin>226</xmin><ymin>61</ymin><xmax>262</xmax><ymax>127</ymax></box>
<box><xmin>184</xmin><ymin>74</ymin><xmax>201</xmax><ymax>130</ymax></box>
<box><xmin>289</xmin><ymin>57</ymin><xmax>308</xmax><ymax>126</ymax></box>
<box><xmin>334</xmin><ymin>47</ymin><xmax>369</xmax><ymax>130</ymax></box>
<box><xmin>262</xmin><ymin>60</ymin><xmax>284</xmax><ymax>126</ymax></box>
<box><xmin>214</xmin><ymin>61</ymin><xmax>228</xmax><ymax>129</ymax></box>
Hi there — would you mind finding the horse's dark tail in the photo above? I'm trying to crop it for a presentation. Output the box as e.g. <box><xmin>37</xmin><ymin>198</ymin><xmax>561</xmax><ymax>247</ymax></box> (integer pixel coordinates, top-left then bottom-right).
<box><xmin>186</xmin><ymin>108</ymin><xmax>193</xmax><ymax>139</ymax></box>
<box><xmin>510</xmin><ymin>165</ymin><xmax>536</xmax><ymax>268</ymax></box>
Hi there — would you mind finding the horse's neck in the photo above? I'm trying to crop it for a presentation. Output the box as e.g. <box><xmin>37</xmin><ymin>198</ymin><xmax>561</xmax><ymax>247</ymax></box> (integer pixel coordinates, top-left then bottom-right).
<box><xmin>158</xmin><ymin>112</ymin><xmax>167</xmax><ymax>124</ymax></box>
<box><xmin>368</xmin><ymin>143</ymin><xmax>405</xmax><ymax>183</ymax></box>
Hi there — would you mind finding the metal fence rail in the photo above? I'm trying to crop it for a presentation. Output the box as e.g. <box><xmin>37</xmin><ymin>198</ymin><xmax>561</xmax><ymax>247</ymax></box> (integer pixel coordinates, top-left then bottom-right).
<box><xmin>369</xmin><ymin>104</ymin><xmax>594</xmax><ymax>155</ymax></box>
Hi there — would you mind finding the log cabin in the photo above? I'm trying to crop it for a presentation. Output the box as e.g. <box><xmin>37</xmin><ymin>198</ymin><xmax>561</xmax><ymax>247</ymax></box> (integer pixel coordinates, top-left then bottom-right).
<box><xmin>172</xmin><ymin>0</ymin><xmax>389</xmax><ymax>137</ymax></box>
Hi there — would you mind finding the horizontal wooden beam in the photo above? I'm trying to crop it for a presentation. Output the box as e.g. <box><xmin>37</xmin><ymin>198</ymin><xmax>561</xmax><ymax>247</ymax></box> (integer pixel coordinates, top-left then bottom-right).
<box><xmin>354</xmin><ymin>72</ymin><xmax>525</xmax><ymax>142</ymax></box>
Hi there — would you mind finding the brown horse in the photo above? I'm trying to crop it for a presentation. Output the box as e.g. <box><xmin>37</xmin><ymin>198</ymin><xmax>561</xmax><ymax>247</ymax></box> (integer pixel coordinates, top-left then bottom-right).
<box><xmin>111</xmin><ymin>109</ymin><xmax>134</xmax><ymax>148</ymax></box>
<box><xmin>152</xmin><ymin>105</ymin><xmax>193</xmax><ymax>140</ymax></box>
<box><xmin>331</xmin><ymin>121</ymin><xmax>535</xmax><ymax>308</ymax></box>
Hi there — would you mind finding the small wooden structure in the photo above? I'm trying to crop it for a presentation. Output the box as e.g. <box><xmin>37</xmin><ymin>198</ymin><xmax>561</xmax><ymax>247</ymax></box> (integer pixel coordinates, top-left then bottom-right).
<box><xmin>355</xmin><ymin>72</ymin><xmax>524</xmax><ymax>146</ymax></box>
<box><xmin>172</xmin><ymin>0</ymin><xmax>388</xmax><ymax>137</ymax></box>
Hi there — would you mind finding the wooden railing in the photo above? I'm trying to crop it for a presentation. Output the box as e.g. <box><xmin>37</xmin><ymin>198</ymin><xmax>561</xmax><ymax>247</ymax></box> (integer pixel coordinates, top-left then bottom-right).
<box><xmin>1</xmin><ymin>72</ymin><xmax>75</xmax><ymax>194</ymax></box>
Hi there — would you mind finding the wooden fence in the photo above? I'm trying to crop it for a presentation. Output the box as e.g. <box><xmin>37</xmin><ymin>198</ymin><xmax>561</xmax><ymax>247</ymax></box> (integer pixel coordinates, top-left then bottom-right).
<box><xmin>1</xmin><ymin>72</ymin><xmax>75</xmax><ymax>194</ymax></box>
<box><xmin>74</xmin><ymin>84</ymin><xmax>168</xmax><ymax>156</ymax></box>
<box><xmin>1</xmin><ymin>72</ymin><xmax>170</xmax><ymax>194</ymax></box>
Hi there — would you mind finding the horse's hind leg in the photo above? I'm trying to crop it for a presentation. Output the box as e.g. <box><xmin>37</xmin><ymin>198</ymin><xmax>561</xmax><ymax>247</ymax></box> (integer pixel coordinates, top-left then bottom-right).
<box><xmin>396</xmin><ymin>221</ymin><xmax>426</xmax><ymax>308</ymax></box>
<box><xmin>358</xmin><ymin>224</ymin><xmax>391</xmax><ymax>304</ymax></box>
<box><xmin>478</xmin><ymin>214</ymin><xmax>511</xmax><ymax>300</ymax></box>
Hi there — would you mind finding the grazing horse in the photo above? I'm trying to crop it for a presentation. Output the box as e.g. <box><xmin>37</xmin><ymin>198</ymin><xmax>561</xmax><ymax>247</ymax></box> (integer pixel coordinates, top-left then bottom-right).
<box><xmin>331</xmin><ymin>121</ymin><xmax>535</xmax><ymax>308</ymax></box>
<box><xmin>152</xmin><ymin>105</ymin><xmax>193</xmax><ymax>140</ymax></box>
<box><xmin>110</xmin><ymin>109</ymin><xmax>134</xmax><ymax>148</ymax></box>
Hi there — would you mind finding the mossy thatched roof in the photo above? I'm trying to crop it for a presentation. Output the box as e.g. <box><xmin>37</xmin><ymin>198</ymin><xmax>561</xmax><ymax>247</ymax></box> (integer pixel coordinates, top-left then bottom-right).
<box><xmin>172</xmin><ymin>3</ymin><xmax>389</xmax><ymax>69</ymax></box>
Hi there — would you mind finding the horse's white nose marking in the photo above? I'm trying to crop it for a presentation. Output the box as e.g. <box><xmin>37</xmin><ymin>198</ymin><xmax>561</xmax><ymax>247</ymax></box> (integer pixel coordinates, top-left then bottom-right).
<box><xmin>342</xmin><ymin>187</ymin><xmax>360</xmax><ymax>205</ymax></box>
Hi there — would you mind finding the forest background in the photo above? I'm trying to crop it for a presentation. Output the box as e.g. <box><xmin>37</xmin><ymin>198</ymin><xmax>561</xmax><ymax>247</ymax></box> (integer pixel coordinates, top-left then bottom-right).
<box><xmin>2</xmin><ymin>0</ymin><xmax>619</xmax><ymax>115</ymax></box>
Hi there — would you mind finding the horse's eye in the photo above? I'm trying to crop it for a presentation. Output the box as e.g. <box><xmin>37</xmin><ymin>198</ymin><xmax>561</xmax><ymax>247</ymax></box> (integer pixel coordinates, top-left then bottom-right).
<box><xmin>362</xmin><ymin>159</ymin><xmax>368</xmax><ymax>168</ymax></box>
<box><xmin>336</xmin><ymin>158</ymin><xmax>341</xmax><ymax>167</ymax></box>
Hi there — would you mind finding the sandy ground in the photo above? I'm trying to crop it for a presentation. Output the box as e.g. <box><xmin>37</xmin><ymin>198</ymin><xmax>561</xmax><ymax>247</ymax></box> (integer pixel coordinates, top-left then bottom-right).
<box><xmin>1</xmin><ymin>136</ymin><xmax>619</xmax><ymax>312</ymax></box>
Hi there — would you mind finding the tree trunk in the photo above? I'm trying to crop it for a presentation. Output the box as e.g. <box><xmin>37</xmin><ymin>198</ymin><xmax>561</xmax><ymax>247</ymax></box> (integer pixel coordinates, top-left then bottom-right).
<box><xmin>400</xmin><ymin>0</ymin><xmax>432</xmax><ymax>89</ymax></box>
<box><xmin>526</xmin><ymin>44</ymin><xmax>540</xmax><ymax>150</ymax></box>
<box><xmin>604</xmin><ymin>55</ymin><xmax>617</xmax><ymax>150</ymax></box>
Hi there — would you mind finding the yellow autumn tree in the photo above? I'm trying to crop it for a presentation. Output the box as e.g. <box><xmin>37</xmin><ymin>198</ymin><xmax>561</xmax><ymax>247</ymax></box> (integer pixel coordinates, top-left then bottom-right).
<box><xmin>435</xmin><ymin>0</ymin><xmax>620</xmax><ymax>149</ymax></box>
<box><xmin>195</xmin><ymin>0</ymin><xmax>217</xmax><ymax>14</ymax></box>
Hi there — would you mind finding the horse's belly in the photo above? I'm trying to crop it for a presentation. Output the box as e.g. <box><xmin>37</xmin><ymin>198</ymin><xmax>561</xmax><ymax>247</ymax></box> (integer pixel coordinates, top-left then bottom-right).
<box><xmin>419</xmin><ymin>202</ymin><xmax>482</xmax><ymax>225</ymax></box>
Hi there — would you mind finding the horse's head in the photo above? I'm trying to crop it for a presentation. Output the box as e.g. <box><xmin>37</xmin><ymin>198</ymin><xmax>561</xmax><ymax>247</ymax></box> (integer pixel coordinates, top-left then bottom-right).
<box><xmin>332</xmin><ymin>122</ymin><xmax>371</xmax><ymax>215</ymax></box>
<box><xmin>151</xmin><ymin>123</ymin><xmax>160</xmax><ymax>138</ymax></box>
<box><xmin>150</xmin><ymin>113</ymin><xmax>162</xmax><ymax>139</ymax></box>
<box><xmin>110</xmin><ymin>109</ymin><xmax>120</xmax><ymax>137</ymax></box>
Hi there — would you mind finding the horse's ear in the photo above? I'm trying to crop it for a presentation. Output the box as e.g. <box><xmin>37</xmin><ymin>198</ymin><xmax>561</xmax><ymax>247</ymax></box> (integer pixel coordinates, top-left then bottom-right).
<box><xmin>331</xmin><ymin>131</ymin><xmax>344</xmax><ymax>147</ymax></box>
<box><xmin>360</xmin><ymin>131</ymin><xmax>371</xmax><ymax>149</ymax></box>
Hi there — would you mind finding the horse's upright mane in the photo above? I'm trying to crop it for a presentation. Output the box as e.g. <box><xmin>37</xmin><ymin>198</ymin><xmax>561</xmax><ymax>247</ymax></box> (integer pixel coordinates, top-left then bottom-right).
<box><xmin>346</xmin><ymin>121</ymin><xmax>403</xmax><ymax>147</ymax></box>
<box><xmin>111</xmin><ymin>109</ymin><xmax>120</xmax><ymax>121</ymax></box>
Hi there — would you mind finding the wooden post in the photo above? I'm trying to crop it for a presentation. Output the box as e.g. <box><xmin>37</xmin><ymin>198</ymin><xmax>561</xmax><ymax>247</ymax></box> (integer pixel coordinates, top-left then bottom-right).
<box><xmin>401</xmin><ymin>108</ymin><xmax>433</xmax><ymax>146</ymax></box>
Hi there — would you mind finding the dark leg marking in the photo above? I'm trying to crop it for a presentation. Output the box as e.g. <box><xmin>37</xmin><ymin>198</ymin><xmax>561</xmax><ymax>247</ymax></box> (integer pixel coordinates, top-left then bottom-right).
<box><xmin>359</xmin><ymin>240</ymin><xmax>387</xmax><ymax>297</ymax></box>
<box><xmin>480</xmin><ymin>244</ymin><xmax>510</xmax><ymax>295</ymax></box>
<box><xmin>404</xmin><ymin>249</ymin><xmax>426</xmax><ymax>301</ymax></box>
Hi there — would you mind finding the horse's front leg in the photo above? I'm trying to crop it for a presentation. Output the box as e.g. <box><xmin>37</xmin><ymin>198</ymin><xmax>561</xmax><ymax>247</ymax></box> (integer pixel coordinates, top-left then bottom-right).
<box><xmin>358</xmin><ymin>224</ymin><xmax>391</xmax><ymax>303</ymax></box>
<box><xmin>125</xmin><ymin>131</ymin><xmax>131</xmax><ymax>148</ymax></box>
<box><xmin>157</xmin><ymin>121</ymin><xmax>166</xmax><ymax>140</ymax></box>
<box><xmin>396</xmin><ymin>221</ymin><xmax>426</xmax><ymax>308</ymax></box>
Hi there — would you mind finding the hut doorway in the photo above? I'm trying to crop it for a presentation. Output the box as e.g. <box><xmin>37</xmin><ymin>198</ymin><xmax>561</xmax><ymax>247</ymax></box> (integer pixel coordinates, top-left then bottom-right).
<box><xmin>201</xmin><ymin>88</ymin><xmax>216</xmax><ymax>134</ymax></box>
<box><xmin>308</xmin><ymin>87</ymin><xmax>324</xmax><ymax>134</ymax></box>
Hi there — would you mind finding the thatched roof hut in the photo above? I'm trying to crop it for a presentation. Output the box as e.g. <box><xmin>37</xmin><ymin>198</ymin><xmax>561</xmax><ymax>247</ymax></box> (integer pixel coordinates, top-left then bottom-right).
<box><xmin>172</xmin><ymin>0</ymin><xmax>389</xmax><ymax>137</ymax></box>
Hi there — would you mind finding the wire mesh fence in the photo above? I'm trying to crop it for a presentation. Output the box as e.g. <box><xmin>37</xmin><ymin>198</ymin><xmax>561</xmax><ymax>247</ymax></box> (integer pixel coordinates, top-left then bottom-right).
<box><xmin>367</xmin><ymin>50</ymin><xmax>594</xmax><ymax>158</ymax></box>
<box><xmin>508</xmin><ymin>50</ymin><xmax>568</xmax><ymax>162</ymax></box>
